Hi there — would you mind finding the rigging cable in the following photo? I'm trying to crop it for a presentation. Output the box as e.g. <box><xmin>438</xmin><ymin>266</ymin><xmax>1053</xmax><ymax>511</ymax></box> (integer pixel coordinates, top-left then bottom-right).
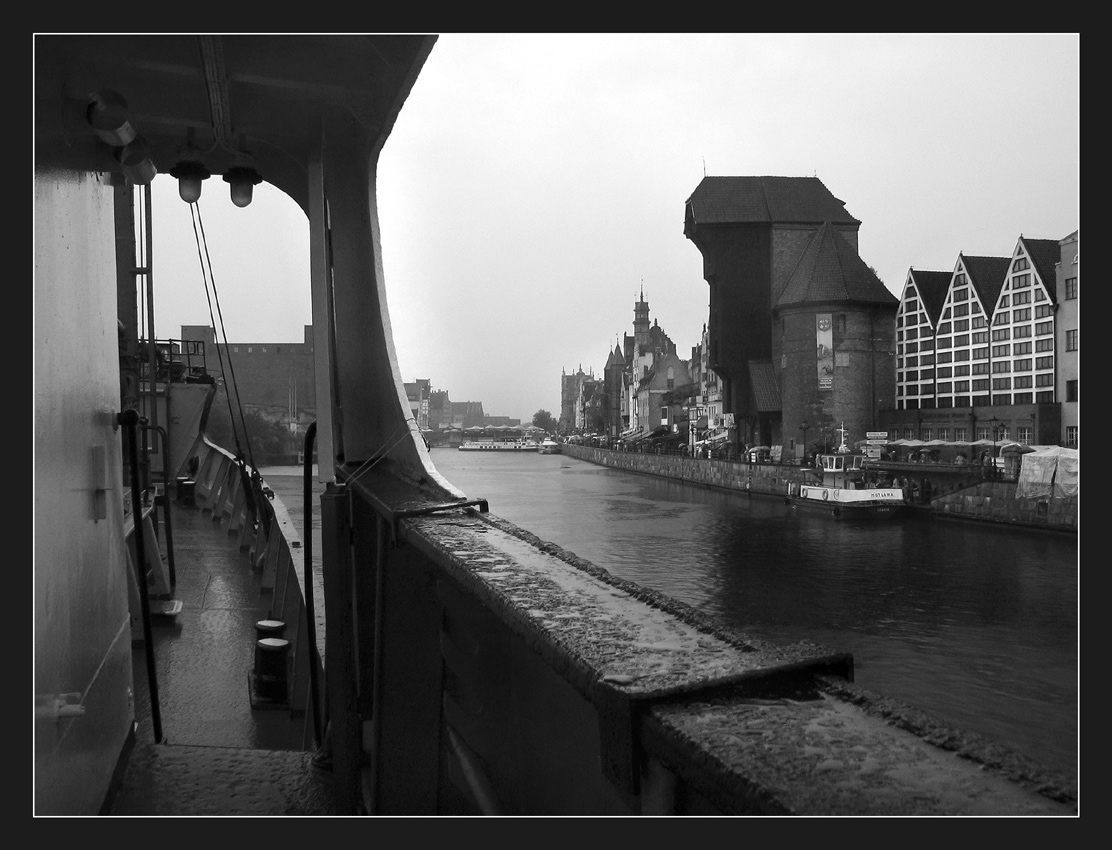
<box><xmin>186</xmin><ymin>200</ymin><xmax>262</xmax><ymax>519</ymax></box>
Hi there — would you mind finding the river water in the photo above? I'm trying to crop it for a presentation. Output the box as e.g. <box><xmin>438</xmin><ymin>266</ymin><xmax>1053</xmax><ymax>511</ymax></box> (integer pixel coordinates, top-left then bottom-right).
<box><xmin>426</xmin><ymin>448</ymin><xmax>1079</xmax><ymax>782</ymax></box>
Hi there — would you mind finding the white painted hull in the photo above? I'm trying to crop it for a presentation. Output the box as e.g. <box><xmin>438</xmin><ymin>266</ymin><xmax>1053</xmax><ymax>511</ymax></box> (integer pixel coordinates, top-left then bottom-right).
<box><xmin>788</xmin><ymin>485</ymin><xmax>907</xmax><ymax>520</ymax></box>
<box><xmin>459</xmin><ymin>441</ymin><xmax>539</xmax><ymax>452</ymax></box>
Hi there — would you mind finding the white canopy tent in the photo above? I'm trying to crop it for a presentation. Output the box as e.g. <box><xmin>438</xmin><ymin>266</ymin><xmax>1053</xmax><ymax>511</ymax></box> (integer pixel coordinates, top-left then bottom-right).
<box><xmin>1015</xmin><ymin>446</ymin><xmax>1079</xmax><ymax>499</ymax></box>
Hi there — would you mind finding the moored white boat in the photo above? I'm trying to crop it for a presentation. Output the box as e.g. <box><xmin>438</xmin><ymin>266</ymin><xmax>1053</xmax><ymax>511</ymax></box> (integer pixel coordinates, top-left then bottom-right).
<box><xmin>787</xmin><ymin>425</ymin><xmax>907</xmax><ymax>520</ymax></box>
<box><xmin>458</xmin><ymin>437</ymin><xmax>540</xmax><ymax>452</ymax></box>
<box><xmin>790</xmin><ymin>479</ymin><xmax>907</xmax><ymax>519</ymax></box>
<box><xmin>539</xmin><ymin>439</ymin><xmax>561</xmax><ymax>455</ymax></box>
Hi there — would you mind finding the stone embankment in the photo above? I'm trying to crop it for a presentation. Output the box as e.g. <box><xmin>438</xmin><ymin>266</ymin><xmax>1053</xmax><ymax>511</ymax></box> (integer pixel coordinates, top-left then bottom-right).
<box><xmin>560</xmin><ymin>445</ymin><xmax>1077</xmax><ymax>533</ymax></box>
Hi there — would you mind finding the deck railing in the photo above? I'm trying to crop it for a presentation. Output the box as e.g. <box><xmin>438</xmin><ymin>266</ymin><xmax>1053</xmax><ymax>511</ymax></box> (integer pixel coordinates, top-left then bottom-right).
<box><xmin>184</xmin><ymin>437</ymin><xmax>324</xmax><ymax>737</ymax></box>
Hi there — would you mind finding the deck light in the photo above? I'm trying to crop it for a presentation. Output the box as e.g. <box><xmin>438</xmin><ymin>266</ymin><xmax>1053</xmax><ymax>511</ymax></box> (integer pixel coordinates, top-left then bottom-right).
<box><xmin>170</xmin><ymin>159</ymin><xmax>211</xmax><ymax>204</ymax></box>
<box><xmin>224</xmin><ymin>165</ymin><xmax>262</xmax><ymax>208</ymax></box>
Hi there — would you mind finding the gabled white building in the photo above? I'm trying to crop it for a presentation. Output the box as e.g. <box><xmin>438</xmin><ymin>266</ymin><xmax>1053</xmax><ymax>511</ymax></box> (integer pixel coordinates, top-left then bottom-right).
<box><xmin>889</xmin><ymin>232</ymin><xmax>1076</xmax><ymax>447</ymax></box>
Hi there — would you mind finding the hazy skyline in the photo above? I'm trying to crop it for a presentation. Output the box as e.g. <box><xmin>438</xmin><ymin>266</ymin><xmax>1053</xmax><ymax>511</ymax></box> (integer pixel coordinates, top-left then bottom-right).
<box><xmin>148</xmin><ymin>33</ymin><xmax>1079</xmax><ymax>423</ymax></box>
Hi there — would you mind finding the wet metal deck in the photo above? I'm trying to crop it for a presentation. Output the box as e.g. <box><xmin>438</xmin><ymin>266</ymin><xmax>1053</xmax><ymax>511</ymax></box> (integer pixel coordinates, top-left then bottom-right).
<box><xmin>105</xmin><ymin>490</ymin><xmax>336</xmax><ymax>816</ymax></box>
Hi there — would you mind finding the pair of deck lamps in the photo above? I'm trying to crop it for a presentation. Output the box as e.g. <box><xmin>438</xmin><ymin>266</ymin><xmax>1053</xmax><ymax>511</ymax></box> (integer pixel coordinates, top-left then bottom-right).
<box><xmin>168</xmin><ymin>127</ymin><xmax>261</xmax><ymax>207</ymax></box>
<box><xmin>171</xmin><ymin>156</ymin><xmax>262</xmax><ymax>207</ymax></box>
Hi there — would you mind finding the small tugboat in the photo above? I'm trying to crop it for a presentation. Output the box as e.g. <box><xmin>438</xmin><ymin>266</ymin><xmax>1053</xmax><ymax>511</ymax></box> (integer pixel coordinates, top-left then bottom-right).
<box><xmin>787</xmin><ymin>424</ymin><xmax>906</xmax><ymax>520</ymax></box>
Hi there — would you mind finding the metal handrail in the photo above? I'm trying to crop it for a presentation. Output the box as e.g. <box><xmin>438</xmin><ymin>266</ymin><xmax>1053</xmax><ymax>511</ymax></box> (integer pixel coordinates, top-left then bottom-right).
<box><xmin>302</xmin><ymin>422</ymin><xmax>322</xmax><ymax>749</ymax></box>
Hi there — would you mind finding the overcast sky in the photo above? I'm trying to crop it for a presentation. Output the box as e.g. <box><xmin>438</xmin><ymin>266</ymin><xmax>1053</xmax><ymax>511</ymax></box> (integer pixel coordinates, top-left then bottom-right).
<box><xmin>149</xmin><ymin>33</ymin><xmax>1079</xmax><ymax>424</ymax></box>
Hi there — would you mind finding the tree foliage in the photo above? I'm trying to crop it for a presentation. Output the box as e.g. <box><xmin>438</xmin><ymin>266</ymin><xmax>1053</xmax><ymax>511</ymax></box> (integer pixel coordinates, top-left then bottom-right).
<box><xmin>532</xmin><ymin>409</ymin><xmax>557</xmax><ymax>432</ymax></box>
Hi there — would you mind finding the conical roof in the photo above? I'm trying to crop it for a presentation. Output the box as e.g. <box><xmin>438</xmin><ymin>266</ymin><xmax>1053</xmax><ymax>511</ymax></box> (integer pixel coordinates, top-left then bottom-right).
<box><xmin>777</xmin><ymin>222</ymin><xmax>896</xmax><ymax>309</ymax></box>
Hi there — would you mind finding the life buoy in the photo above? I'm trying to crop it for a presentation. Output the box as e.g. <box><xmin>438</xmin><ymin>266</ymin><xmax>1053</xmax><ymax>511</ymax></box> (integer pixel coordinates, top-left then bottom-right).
<box><xmin>822</xmin><ymin>490</ymin><xmax>829</xmax><ymax>501</ymax></box>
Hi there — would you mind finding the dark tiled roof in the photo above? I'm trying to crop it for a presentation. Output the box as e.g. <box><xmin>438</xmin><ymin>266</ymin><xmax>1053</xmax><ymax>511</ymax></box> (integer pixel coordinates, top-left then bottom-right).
<box><xmin>961</xmin><ymin>255</ymin><xmax>1011</xmax><ymax>311</ymax></box>
<box><xmin>685</xmin><ymin>176</ymin><xmax>861</xmax><ymax>226</ymax></box>
<box><xmin>748</xmin><ymin>360</ymin><xmax>782</xmax><ymax>413</ymax></box>
<box><xmin>907</xmin><ymin>270</ymin><xmax>952</xmax><ymax>326</ymax></box>
<box><xmin>777</xmin><ymin>223</ymin><xmax>898</xmax><ymax>308</ymax></box>
<box><xmin>1020</xmin><ymin>236</ymin><xmax>1062</xmax><ymax>306</ymax></box>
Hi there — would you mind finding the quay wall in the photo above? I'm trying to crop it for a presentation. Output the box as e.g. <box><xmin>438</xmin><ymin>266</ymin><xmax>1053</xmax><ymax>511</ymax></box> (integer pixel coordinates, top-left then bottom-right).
<box><xmin>560</xmin><ymin>445</ymin><xmax>1078</xmax><ymax>533</ymax></box>
<box><xmin>932</xmin><ymin>479</ymin><xmax>1078</xmax><ymax>532</ymax></box>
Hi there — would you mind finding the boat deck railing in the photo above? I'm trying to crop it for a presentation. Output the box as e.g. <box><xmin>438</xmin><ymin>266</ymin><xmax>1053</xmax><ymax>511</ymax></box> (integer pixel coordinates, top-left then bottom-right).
<box><xmin>137</xmin><ymin>338</ymin><xmax>213</xmax><ymax>385</ymax></box>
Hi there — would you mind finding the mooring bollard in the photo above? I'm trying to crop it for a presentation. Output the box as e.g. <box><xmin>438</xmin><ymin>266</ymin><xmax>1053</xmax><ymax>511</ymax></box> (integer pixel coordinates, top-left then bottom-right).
<box><xmin>251</xmin><ymin>619</ymin><xmax>289</xmax><ymax>706</ymax></box>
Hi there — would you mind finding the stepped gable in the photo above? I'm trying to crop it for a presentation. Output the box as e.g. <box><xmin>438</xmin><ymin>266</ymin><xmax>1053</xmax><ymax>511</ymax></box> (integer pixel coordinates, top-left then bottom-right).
<box><xmin>908</xmin><ymin>270</ymin><xmax>953</xmax><ymax>326</ymax></box>
<box><xmin>777</xmin><ymin>222</ymin><xmax>897</xmax><ymax>308</ymax></box>
<box><xmin>961</xmin><ymin>255</ymin><xmax>1011</xmax><ymax>311</ymax></box>
<box><xmin>685</xmin><ymin>176</ymin><xmax>861</xmax><ymax>226</ymax></box>
<box><xmin>1020</xmin><ymin>236</ymin><xmax>1064</xmax><ymax>305</ymax></box>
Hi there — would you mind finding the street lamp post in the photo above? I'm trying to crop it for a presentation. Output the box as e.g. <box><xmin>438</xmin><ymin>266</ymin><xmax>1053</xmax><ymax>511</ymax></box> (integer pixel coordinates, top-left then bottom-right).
<box><xmin>799</xmin><ymin>420</ymin><xmax>810</xmax><ymax>465</ymax></box>
<box><xmin>989</xmin><ymin>416</ymin><xmax>999</xmax><ymax>477</ymax></box>
<box><xmin>685</xmin><ymin>401</ymin><xmax>702</xmax><ymax>459</ymax></box>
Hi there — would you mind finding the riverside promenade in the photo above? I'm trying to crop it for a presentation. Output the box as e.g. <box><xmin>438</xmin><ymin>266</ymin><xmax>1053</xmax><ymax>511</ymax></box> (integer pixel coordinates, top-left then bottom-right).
<box><xmin>559</xmin><ymin>445</ymin><xmax>1078</xmax><ymax>533</ymax></box>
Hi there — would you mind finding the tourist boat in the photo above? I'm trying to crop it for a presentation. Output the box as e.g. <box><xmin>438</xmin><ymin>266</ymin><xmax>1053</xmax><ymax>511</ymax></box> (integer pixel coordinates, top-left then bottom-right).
<box><xmin>539</xmin><ymin>438</ymin><xmax>561</xmax><ymax>455</ymax></box>
<box><xmin>458</xmin><ymin>436</ymin><xmax>540</xmax><ymax>451</ymax></box>
<box><xmin>786</xmin><ymin>425</ymin><xmax>906</xmax><ymax>520</ymax></box>
<box><xmin>787</xmin><ymin>452</ymin><xmax>907</xmax><ymax>520</ymax></box>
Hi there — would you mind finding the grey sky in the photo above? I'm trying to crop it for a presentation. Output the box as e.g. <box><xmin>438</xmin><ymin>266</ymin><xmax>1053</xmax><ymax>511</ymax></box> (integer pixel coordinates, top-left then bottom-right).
<box><xmin>150</xmin><ymin>33</ymin><xmax>1079</xmax><ymax>423</ymax></box>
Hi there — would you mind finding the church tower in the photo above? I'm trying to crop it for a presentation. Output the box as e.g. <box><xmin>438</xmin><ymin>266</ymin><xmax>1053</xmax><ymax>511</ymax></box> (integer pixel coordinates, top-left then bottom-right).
<box><xmin>633</xmin><ymin>286</ymin><xmax>650</xmax><ymax>361</ymax></box>
<box><xmin>628</xmin><ymin>287</ymin><xmax>654</xmax><ymax>434</ymax></box>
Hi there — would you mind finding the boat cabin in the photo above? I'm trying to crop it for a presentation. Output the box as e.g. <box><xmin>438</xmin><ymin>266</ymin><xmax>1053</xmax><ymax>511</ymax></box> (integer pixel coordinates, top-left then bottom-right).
<box><xmin>814</xmin><ymin>452</ymin><xmax>866</xmax><ymax>489</ymax></box>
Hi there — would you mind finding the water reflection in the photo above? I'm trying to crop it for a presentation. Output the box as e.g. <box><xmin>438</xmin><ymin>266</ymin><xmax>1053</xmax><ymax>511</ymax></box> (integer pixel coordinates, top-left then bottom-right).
<box><xmin>431</xmin><ymin>449</ymin><xmax>1078</xmax><ymax>779</ymax></box>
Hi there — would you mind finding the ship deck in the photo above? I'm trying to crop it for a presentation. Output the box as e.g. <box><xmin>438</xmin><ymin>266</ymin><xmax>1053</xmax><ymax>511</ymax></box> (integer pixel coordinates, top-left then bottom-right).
<box><xmin>104</xmin><ymin>474</ymin><xmax>337</xmax><ymax>816</ymax></box>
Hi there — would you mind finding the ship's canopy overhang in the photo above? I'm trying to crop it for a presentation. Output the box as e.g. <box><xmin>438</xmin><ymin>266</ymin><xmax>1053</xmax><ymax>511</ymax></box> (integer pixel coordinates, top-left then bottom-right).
<box><xmin>34</xmin><ymin>34</ymin><xmax>437</xmax><ymax>212</ymax></box>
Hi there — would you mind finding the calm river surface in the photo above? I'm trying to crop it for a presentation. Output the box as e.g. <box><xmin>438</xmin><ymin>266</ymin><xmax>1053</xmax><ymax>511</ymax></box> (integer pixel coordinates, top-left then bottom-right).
<box><xmin>426</xmin><ymin>448</ymin><xmax>1079</xmax><ymax>781</ymax></box>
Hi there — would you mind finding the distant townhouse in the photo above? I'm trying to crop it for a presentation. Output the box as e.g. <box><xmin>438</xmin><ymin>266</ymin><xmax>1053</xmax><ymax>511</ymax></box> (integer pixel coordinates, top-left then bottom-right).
<box><xmin>635</xmin><ymin>347</ymin><xmax>694</xmax><ymax>436</ymax></box>
<box><xmin>574</xmin><ymin>377</ymin><xmax>604</xmax><ymax>433</ymax></box>
<box><xmin>559</xmin><ymin>366</ymin><xmax>592</xmax><ymax>433</ymax></box>
<box><xmin>616</xmin><ymin>289</ymin><xmax>691</xmax><ymax>439</ymax></box>
<box><xmin>695</xmin><ymin>324</ymin><xmax>724</xmax><ymax>430</ymax></box>
<box><xmin>603</xmin><ymin>343</ymin><xmax>625</xmax><ymax>438</ymax></box>
<box><xmin>404</xmin><ymin>379</ymin><xmax>431</xmax><ymax>430</ymax></box>
<box><xmin>1056</xmin><ymin>231</ymin><xmax>1079</xmax><ymax>448</ymax></box>
<box><xmin>449</xmin><ymin>400</ymin><xmax>486</xmax><ymax>429</ymax></box>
